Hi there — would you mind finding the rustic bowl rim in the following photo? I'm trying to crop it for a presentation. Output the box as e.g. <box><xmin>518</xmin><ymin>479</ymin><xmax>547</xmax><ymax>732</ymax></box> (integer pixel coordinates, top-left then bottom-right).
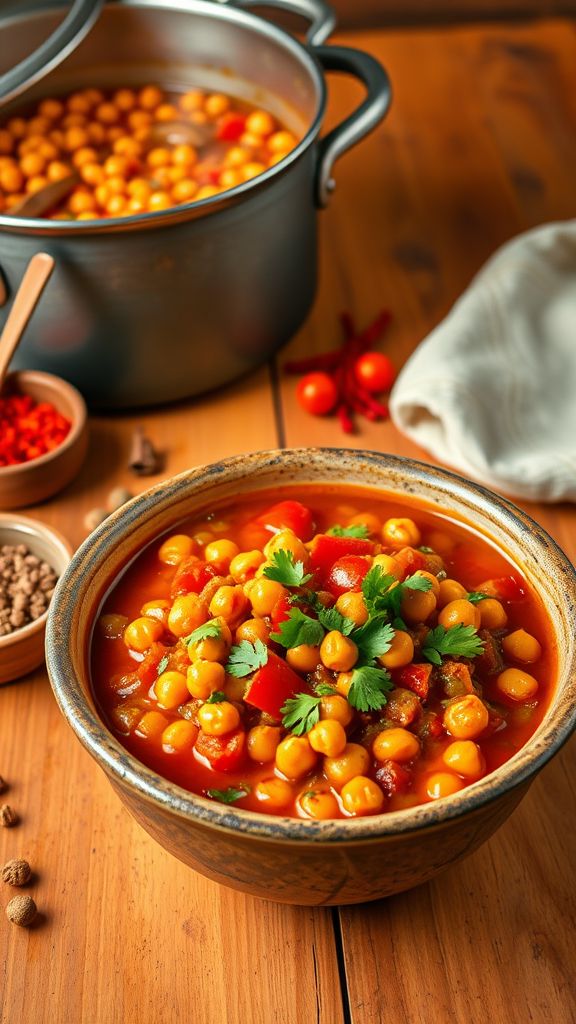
<box><xmin>0</xmin><ymin>369</ymin><xmax>87</xmax><ymax>484</ymax></box>
<box><xmin>46</xmin><ymin>448</ymin><xmax>576</xmax><ymax>842</ymax></box>
<box><xmin>0</xmin><ymin>511</ymin><xmax>73</xmax><ymax>652</ymax></box>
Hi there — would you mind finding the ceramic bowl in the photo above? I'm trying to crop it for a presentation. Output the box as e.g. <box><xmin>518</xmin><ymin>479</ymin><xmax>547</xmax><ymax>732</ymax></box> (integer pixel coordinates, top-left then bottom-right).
<box><xmin>45</xmin><ymin>449</ymin><xmax>576</xmax><ymax>905</ymax></box>
<box><xmin>0</xmin><ymin>370</ymin><xmax>88</xmax><ymax>510</ymax></box>
<box><xmin>0</xmin><ymin>513</ymin><xmax>73</xmax><ymax>684</ymax></box>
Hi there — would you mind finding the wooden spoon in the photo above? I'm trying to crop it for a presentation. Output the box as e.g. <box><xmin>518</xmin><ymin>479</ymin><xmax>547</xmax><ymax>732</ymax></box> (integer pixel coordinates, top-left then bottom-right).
<box><xmin>7</xmin><ymin>175</ymin><xmax>79</xmax><ymax>220</ymax></box>
<box><xmin>0</xmin><ymin>252</ymin><xmax>55</xmax><ymax>391</ymax></box>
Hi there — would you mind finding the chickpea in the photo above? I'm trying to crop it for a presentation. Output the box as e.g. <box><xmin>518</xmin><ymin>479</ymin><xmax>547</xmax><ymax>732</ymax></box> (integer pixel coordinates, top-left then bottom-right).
<box><xmin>255</xmin><ymin>777</ymin><xmax>293</xmax><ymax>811</ymax></box>
<box><xmin>286</xmin><ymin>644</ymin><xmax>321</xmax><ymax>673</ymax></box>
<box><xmin>124</xmin><ymin>615</ymin><xmax>164</xmax><ymax>653</ymax></box>
<box><xmin>147</xmin><ymin>146</ymin><xmax>172</xmax><ymax>169</ymax></box>
<box><xmin>229</xmin><ymin>549</ymin><xmax>265</xmax><ymax>584</ymax></box>
<box><xmin>502</xmin><ymin>629</ymin><xmax>542</xmax><ymax>664</ymax></box>
<box><xmin>275</xmin><ymin>735</ymin><xmax>317</xmax><ymax>780</ymax></box>
<box><xmin>6</xmin><ymin>118</ymin><xmax>27</xmax><ymax>139</ymax></box>
<box><xmin>223</xmin><ymin>145</ymin><xmax>249</xmax><ymax>168</ymax></box>
<box><xmin>443</xmin><ymin>695</ymin><xmax>489</xmax><ymax>740</ymax></box>
<box><xmin>219</xmin><ymin>168</ymin><xmax>243</xmax><ymax>190</ymax></box>
<box><xmin>204</xmin><ymin>538</ymin><xmax>239</xmax><ymax>573</ymax></box>
<box><xmin>247</xmin><ymin>725</ymin><xmax>281</xmax><ymax>762</ymax></box>
<box><xmin>198</xmin><ymin>699</ymin><xmax>240</xmax><ymax>736</ymax></box>
<box><xmin>437</xmin><ymin>578</ymin><xmax>468</xmax><ymax>607</ymax></box>
<box><xmin>167</xmin><ymin>594</ymin><xmax>209</xmax><ymax>637</ymax></box>
<box><xmin>136</xmin><ymin>710</ymin><xmax>168</xmax><ymax>740</ymax></box>
<box><xmin>335</xmin><ymin>591</ymin><xmax>368</xmax><ymax>626</ymax></box>
<box><xmin>413</xmin><ymin>570</ymin><xmax>441</xmax><ymax>598</ymax></box>
<box><xmin>268</xmin><ymin>130</ymin><xmax>297</xmax><ymax>153</ymax></box>
<box><xmin>264</xmin><ymin>529</ymin><xmax>308</xmax><ymax>565</ymax></box>
<box><xmin>240</xmin><ymin>162</ymin><xmax>266</xmax><ymax>181</ymax></box>
<box><xmin>478</xmin><ymin>598</ymin><xmax>508</xmax><ymax>630</ymax></box>
<box><xmin>171</xmin><ymin>143</ymin><xmax>197</xmax><ymax>167</ymax></box>
<box><xmin>113</xmin><ymin>136</ymin><xmax>143</xmax><ymax>159</ymax></box>
<box><xmin>0</xmin><ymin>130</ymin><xmax>14</xmax><ymax>155</ymax></box>
<box><xmin>38</xmin><ymin>98</ymin><xmax>65</xmax><ymax>120</ymax></box>
<box><xmin>196</xmin><ymin>185</ymin><xmax>220</xmax><ymax>200</ymax></box>
<box><xmin>400</xmin><ymin>587</ymin><xmax>437</xmax><ymax>624</ymax></box>
<box><xmin>373</xmin><ymin>727</ymin><xmax>420</xmax><ymax>763</ymax></box>
<box><xmin>155</xmin><ymin>102</ymin><xmax>179</xmax><ymax>122</ymax></box>
<box><xmin>0</xmin><ymin>164</ymin><xmax>24</xmax><ymax>193</ymax></box>
<box><xmin>154</xmin><ymin>670</ymin><xmax>189</xmax><ymax>710</ymax></box>
<box><xmin>94</xmin><ymin>102</ymin><xmax>120</xmax><ymax>125</ymax></box>
<box><xmin>335</xmin><ymin>672</ymin><xmax>353</xmax><ymax>698</ymax></box>
<box><xmin>348</xmin><ymin>512</ymin><xmax>382</xmax><ymax>536</ymax></box>
<box><xmin>235</xmin><ymin>617</ymin><xmax>270</xmax><ymax>646</ymax></box>
<box><xmin>161</xmin><ymin>720</ymin><xmax>198</xmax><ymax>752</ymax></box>
<box><xmin>26</xmin><ymin>115</ymin><xmax>52</xmax><ymax>136</ymax></box>
<box><xmin>245</xmin><ymin>577</ymin><xmax>287</xmax><ymax>617</ymax></box>
<box><xmin>324</xmin><ymin>743</ymin><xmax>370</xmax><ymax>788</ymax></box>
<box><xmin>26</xmin><ymin>175</ymin><xmax>49</xmax><ymax>195</ymax></box>
<box><xmin>46</xmin><ymin>159</ymin><xmax>72</xmax><ymax>183</ymax></box>
<box><xmin>67</xmin><ymin>92</ymin><xmax>91</xmax><ymax>114</ymax></box>
<box><xmin>204</xmin><ymin>93</ymin><xmax>230</xmax><ymax>118</ymax></box>
<box><xmin>141</xmin><ymin>599</ymin><xmax>171</xmax><ymax>627</ymax></box>
<box><xmin>86</xmin><ymin>122</ymin><xmax>107</xmax><ymax>145</ymax></box>
<box><xmin>319</xmin><ymin>694</ymin><xmax>353</xmax><ymax>727</ymax></box>
<box><xmin>320</xmin><ymin>631</ymin><xmax>358</xmax><ymax>673</ymax></box>
<box><xmin>80</xmin><ymin>163</ymin><xmax>105</xmax><ymax>187</ymax></box>
<box><xmin>245</xmin><ymin>109</ymin><xmax>275</xmax><ymax>136</ymax></box>
<box><xmin>438</xmin><ymin>599</ymin><xmax>481</xmax><ymax>630</ymax></box>
<box><xmin>20</xmin><ymin>152</ymin><xmax>46</xmax><ymax>178</ymax></box>
<box><xmin>209</xmin><ymin>585</ymin><xmax>250</xmax><ymax>628</ymax></box>
<box><xmin>341</xmin><ymin>776</ymin><xmax>385</xmax><ymax>816</ymax></box>
<box><xmin>127</xmin><ymin>109</ymin><xmax>152</xmax><ymax>132</ymax></box>
<box><xmin>425</xmin><ymin>772</ymin><xmax>464</xmax><ymax>800</ymax></box>
<box><xmin>172</xmin><ymin>178</ymin><xmax>199</xmax><ymax>204</ymax></box>
<box><xmin>127</xmin><ymin>177</ymin><xmax>153</xmax><ymax>201</ymax></box>
<box><xmin>308</xmin><ymin>719</ymin><xmax>347</xmax><ymax>758</ymax></box>
<box><xmin>189</xmin><ymin>617</ymin><xmax>232</xmax><ymax>663</ymax></box>
<box><xmin>64</xmin><ymin>126</ymin><xmax>90</xmax><ymax>151</ymax></box>
<box><xmin>372</xmin><ymin>553</ymin><xmax>401</xmax><ymax>578</ymax></box>
<box><xmin>67</xmin><ymin>189</ymin><xmax>96</xmax><ymax>214</ymax></box>
<box><xmin>148</xmin><ymin>191</ymin><xmax>172</xmax><ymax>211</ymax></box>
<box><xmin>299</xmin><ymin>789</ymin><xmax>340</xmax><ymax>820</ymax></box>
<box><xmin>497</xmin><ymin>667</ymin><xmax>539</xmax><ymax>701</ymax></box>
<box><xmin>179</xmin><ymin>90</ymin><xmax>204</xmax><ymax>112</ymax></box>
<box><xmin>186</xmin><ymin>659</ymin><xmax>226</xmax><ymax>700</ymax></box>
<box><xmin>443</xmin><ymin>740</ymin><xmax>484</xmax><ymax>778</ymax></box>
<box><xmin>379</xmin><ymin>630</ymin><xmax>414</xmax><ymax>670</ymax></box>
<box><xmin>382</xmin><ymin>517</ymin><xmax>421</xmax><ymax>549</ymax></box>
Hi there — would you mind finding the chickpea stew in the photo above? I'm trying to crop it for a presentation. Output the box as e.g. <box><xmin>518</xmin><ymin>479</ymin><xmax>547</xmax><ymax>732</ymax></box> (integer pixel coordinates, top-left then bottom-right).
<box><xmin>91</xmin><ymin>488</ymin><xmax>555</xmax><ymax>819</ymax></box>
<box><xmin>0</xmin><ymin>84</ymin><xmax>299</xmax><ymax>220</ymax></box>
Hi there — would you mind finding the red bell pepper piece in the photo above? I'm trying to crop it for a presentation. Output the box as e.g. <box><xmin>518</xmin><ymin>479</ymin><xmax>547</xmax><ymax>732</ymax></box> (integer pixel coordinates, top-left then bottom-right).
<box><xmin>245</xmin><ymin>651</ymin><xmax>311</xmax><ymax>720</ymax></box>
<box><xmin>216</xmin><ymin>113</ymin><xmax>247</xmax><ymax>141</ymax></box>
<box><xmin>195</xmin><ymin>728</ymin><xmax>247</xmax><ymax>772</ymax></box>
<box><xmin>476</xmin><ymin>575</ymin><xmax>526</xmax><ymax>602</ymax></box>
<box><xmin>270</xmin><ymin>593</ymin><xmax>292</xmax><ymax>632</ymax></box>
<box><xmin>170</xmin><ymin>557</ymin><xmax>218</xmax><ymax>599</ymax></box>
<box><xmin>255</xmin><ymin>500</ymin><xmax>315</xmax><ymax>541</ymax></box>
<box><xmin>309</xmin><ymin>534</ymin><xmax>374</xmax><ymax>583</ymax></box>
<box><xmin>393</xmin><ymin>547</ymin><xmax>426</xmax><ymax>580</ymax></box>
<box><xmin>397</xmin><ymin>663</ymin><xmax>433</xmax><ymax>700</ymax></box>
<box><xmin>325</xmin><ymin>554</ymin><xmax>372</xmax><ymax>597</ymax></box>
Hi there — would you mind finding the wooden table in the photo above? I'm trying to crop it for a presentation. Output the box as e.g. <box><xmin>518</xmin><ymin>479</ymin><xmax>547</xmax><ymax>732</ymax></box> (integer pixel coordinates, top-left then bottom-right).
<box><xmin>2</xmin><ymin>18</ymin><xmax>576</xmax><ymax>1024</ymax></box>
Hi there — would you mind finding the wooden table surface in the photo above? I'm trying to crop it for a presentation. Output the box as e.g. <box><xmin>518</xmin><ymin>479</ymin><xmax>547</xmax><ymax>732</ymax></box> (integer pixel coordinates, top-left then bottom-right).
<box><xmin>2</xmin><ymin>17</ymin><xmax>576</xmax><ymax>1024</ymax></box>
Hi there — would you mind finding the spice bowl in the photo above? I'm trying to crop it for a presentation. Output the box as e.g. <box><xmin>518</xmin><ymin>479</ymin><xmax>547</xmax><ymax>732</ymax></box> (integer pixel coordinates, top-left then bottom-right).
<box><xmin>45</xmin><ymin>449</ymin><xmax>576</xmax><ymax>905</ymax></box>
<box><xmin>0</xmin><ymin>370</ymin><xmax>88</xmax><ymax>510</ymax></box>
<box><xmin>0</xmin><ymin>512</ymin><xmax>73</xmax><ymax>684</ymax></box>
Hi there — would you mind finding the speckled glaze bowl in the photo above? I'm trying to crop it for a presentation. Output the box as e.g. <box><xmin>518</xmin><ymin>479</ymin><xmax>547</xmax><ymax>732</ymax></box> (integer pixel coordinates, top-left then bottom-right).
<box><xmin>45</xmin><ymin>449</ymin><xmax>576</xmax><ymax>905</ymax></box>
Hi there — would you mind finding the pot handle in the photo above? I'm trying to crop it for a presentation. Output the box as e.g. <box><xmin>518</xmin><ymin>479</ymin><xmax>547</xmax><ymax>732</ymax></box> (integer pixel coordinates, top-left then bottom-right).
<box><xmin>218</xmin><ymin>0</ymin><xmax>336</xmax><ymax>46</ymax></box>
<box><xmin>0</xmin><ymin>0</ymin><xmax>104</xmax><ymax>105</ymax></box>
<box><xmin>312</xmin><ymin>46</ymin><xmax>392</xmax><ymax>208</ymax></box>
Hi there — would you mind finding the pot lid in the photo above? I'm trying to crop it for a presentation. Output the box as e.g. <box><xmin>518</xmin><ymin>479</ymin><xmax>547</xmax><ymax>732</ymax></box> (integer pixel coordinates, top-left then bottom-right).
<box><xmin>0</xmin><ymin>0</ymin><xmax>104</xmax><ymax>106</ymax></box>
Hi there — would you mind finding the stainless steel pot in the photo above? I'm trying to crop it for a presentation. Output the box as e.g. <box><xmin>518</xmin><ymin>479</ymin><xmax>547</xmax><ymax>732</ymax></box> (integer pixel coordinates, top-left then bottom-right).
<box><xmin>0</xmin><ymin>0</ymin><xmax>391</xmax><ymax>407</ymax></box>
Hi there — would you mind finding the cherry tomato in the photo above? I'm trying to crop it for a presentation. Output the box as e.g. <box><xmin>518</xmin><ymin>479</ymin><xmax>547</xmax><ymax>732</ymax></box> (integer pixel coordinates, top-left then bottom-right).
<box><xmin>325</xmin><ymin>555</ymin><xmax>372</xmax><ymax>597</ymax></box>
<box><xmin>354</xmin><ymin>351</ymin><xmax>396</xmax><ymax>393</ymax></box>
<box><xmin>296</xmin><ymin>372</ymin><xmax>338</xmax><ymax>415</ymax></box>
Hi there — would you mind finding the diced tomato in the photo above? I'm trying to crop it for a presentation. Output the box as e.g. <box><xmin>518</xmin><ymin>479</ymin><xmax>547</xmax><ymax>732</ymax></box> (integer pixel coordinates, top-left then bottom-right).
<box><xmin>170</xmin><ymin>557</ymin><xmax>218</xmax><ymax>599</ymax></box>
<box><xmin>325</xmin><ymin>555</ymin><xmax>372</xmax><ymax>598</ymax></box>
<box><xmin>397</xmin><ymin>663</ymin><xmax>433</xmax><ymax>700</ymax></box>
<box><xmin>476</xmin><ymin>575</ymin><xmax>526</xmax><ymax>602</ymax></box>
<box><xmin>375</xmin><ymin>760</ymin><xmax>411</xmax><ymax>797</ymax></box>
<box><xmin>216</xmin><ymin>113</ymin><xmax>247</xmax><ymax>141</ymax></box>
<box><xmin>136</xmin><ymin>642</ymin><xmax>170</xmax><ymax>687</ymax></box>
<box><xmin>195</xmin><ymin>728</ymin><xmax>247</xmax><ymax>772</ymax></box>
<box><xmin>270</xmin><ymin>593</ymin><xmax>292</xmax><ymax>632</ymax></box>
<box><xmin>255</xmin><ymin>500</ymin><xmax>315</xmax><ymax>541</ymax></box>
<box><xmin>393</xmin><ymin>547</ymin><xmax>426</xmax><ymax>580</ymax></box>
<box><xmin>245</xmin><ymin>651</ymin><xmax>311</xmax><ymax>720</ymax></box>
<box><xmin>309</xmin><ymin>534</ymin><xmax>374</xmax><ymax>583</ymax></box>
<box><xmin>414</xmin><ymin>710</ymin><xmax>444</xmax><ymax>740</ymax></box>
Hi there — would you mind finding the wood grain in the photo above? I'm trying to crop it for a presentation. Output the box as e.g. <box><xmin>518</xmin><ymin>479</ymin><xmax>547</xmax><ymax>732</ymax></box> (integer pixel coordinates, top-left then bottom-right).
<box><xmin>1</xmin><ymin>17</ymin><xmax>576</xmax><ymax>1024</ymax></box>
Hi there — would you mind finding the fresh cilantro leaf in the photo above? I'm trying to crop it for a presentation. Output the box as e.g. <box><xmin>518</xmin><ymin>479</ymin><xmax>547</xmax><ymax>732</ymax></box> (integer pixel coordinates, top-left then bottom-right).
<box><xmin>351</xmin><ymin>616</ymin><xmax>395</xmax><ymax>664</ymax></box>
<box><xmin>281</xmin><ymin>693</ymin><xmax>321</xmax><ymax>735</ymax></box>
<box><xmin>403</xmin><ymin>574</ymin><xmax>434</xmax><ymax>593</ymax></box>
<box><xmin>422</xmin><ymin>624</ymin><xmax>485</xmax><ymax>665</ymax></box>
<box><xmin>206</xmin><ymin>784</ymin><xmax>250</xmax><ymax>804</ymax></box>
<box><xmin>467</xmin><ymin>591</ymin><xmax>488</xmax><ymax>604</ymax></box>
<box><xmin>270</xmin><ymin>608</ymin><xmax>324</xmax><ymax>649</ymax></box>
<box><xmin>184</xmin><ymin>619</ymin><xmax>221</xmax><ymax>647</ymax></box>
<box><xmin>225</xmin><ymin>639</ymin><xmax>268</xmax><ymax>678</ymax></box>
<box><xmin>348</xmin><ymin>666</ymin><xmax>393</xmax><ymax>712</ymax></box>
<box><xmin>362</xmin><ymin>567</ymin><xmax>433</xmax><ymax>620</ymax></box>
<box><xmin>316</xmin><ymin>605</ymin><xmax>356</xmax><ymax>636</ymax></box>
<box><xmin>326</xmin><ymin>523</ymin><xmax>370</xmax><ymax>539</ymax></box>
<box><xmin>361</xmin><ymin>565</ymin><xmax>398</xmax><ymax>611</ymax></box>
<box><xmin>263</xmin><ymin>550</ymin><xmax>313</xmax><ymax>588</ymax></box>
<box><xmin>314</xmin><ymin>683</ymin><xmax>337</xmax><ymax>696</ymax></box>
<box><xmin>155</xmin><ymin>654</ymin><xmax>169</xmax><ymax>677</ymax></box>
<box><xmin>206</xmin><ymin>690</ymin><xmax>229</xmax><ymax>704</ymax></box>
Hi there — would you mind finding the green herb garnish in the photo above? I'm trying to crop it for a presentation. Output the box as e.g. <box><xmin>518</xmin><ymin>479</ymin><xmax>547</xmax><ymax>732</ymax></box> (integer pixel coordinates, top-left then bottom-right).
<box><xmin>206</xmin><ymin>690</ymin><xmax>229</xmax><ymax>704</ymax></box>
<box><xmin>281</xmin><ymin>693</ymin><xmax>321</xmax><ymax>735</ymax></box>
<box><xmin>184</xmin><ymin>619</ymin><xmax>221</xmax><ymax>647</ymax></box>
<box><xmin>467</xmin><ymin>591</ymin><xmax>488</xmax><ymax>604</ymax></box>
<box><xmin>206</xmin><ymin>784</ymin><xmax>250</xmax><ymax>804</ymax></box>
<box><xmin>347</xmin><ymin>666</ymin><xmax>393</xmax><ymax>712</ymax></box>
<box><xmin>270</xmin><ymin>608</ymin><xmax>324</xmax><ymax>649</ymax></box>
<box><xmin>326</xmin><ymin>523</ymin><xmax>370</xmax><ymax>539</ymax></box>
<box><xmin>226</xmin><ymin>639</ymin><xmax>268</xmax><ymax>677</ymax></box>
<box><xmin>263</xmin><ymin>550</ymin><xmax>313</xmax><ymax>588</ymax></box>
<box><xmin>422</xmin><ymin>624</ymin><xmax>485</xmax><ymax>666</ymax></box>
<box><xmin>155</xmin><ymin>654</ymin><xmax>169</xmax><ymax>677</ymax></box>
<box><xmin>351</xmin><ymin>615</ymin><xmax>395</xmax><ymax>664</ymax></box>
<box><xmin>316</xmin><ymin>605</ymin><xmax>356</xmax><ymax>636</ymax></box>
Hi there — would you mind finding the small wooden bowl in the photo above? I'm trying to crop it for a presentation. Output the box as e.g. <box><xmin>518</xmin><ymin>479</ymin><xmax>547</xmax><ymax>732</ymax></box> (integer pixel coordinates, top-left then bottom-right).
<box><xmin>0</xmin><ymin>513</ymin><xmax>73</xmax><ymax>684</ymax></box>
<box><xmin>0</xmin><ymin>370</ymin><xmax>88</xmax><ymax>509</ymax></box>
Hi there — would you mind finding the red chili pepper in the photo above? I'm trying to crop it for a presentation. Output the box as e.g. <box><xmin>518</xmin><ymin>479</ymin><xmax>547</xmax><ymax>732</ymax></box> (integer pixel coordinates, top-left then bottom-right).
<box><xmin>0</xmin><ymin>392</ymin><xmax>71</xmax><ymax>466</ymax></box>
<box><xmin>245</xmin><ymin>651</ymin><xmax>311</xmax><ymax>720</ymax></box>
<box><xmin>195</xmin><ymin>728</ymin><xmax>247</xmax><ymax>772</ymax></box>
<box><xmin>255</xmin><ymin>500</ymin><xmax>314</xmax><ymax>541</ymax></box>
<box><xmin>309</xmin><ymin>534</ymin><xmax>374</xmax><ymax>583</ymax></box>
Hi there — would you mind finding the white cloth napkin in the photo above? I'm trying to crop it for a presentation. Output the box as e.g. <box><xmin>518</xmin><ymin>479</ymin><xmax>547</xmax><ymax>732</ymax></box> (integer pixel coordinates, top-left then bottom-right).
<box><xmin>389</xmin><ymin>220</ymin><xmax>576</xmax><ymax>502</ymax></box>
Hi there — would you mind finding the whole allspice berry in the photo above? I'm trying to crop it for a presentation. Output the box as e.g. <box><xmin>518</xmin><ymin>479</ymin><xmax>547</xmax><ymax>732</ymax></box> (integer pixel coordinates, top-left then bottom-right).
<box><xmin>2</xmin><ymin>859</ymin><xmax>32</xmax><ymax>887</ymax></box>
<box><xmin>0</xmin><ymin>804</ymin><xmax>18</xmax><ymax>827</ymax></box>
<box><xmin>6</xmin><ymin>894</ymin><xmax>37</xmax><ymax>927</ymax></box>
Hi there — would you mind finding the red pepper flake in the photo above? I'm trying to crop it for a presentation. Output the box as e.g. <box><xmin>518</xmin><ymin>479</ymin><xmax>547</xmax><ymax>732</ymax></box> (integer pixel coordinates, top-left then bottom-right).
<box><xmin>0</xmin><ymin>393</ymin><xmax>71</xmax><ymax>466</ymax></box>
<box><xmin>285</xmin><ymin>310</ymin><xmax>393</xmax><ymax>433</ymax></box>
